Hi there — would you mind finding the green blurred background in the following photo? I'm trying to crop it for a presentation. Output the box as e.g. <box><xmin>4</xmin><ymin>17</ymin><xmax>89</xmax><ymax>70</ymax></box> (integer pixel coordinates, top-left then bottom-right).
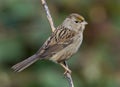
<box><xmin>0</xmin><ymin>0</ymin><xmax>120</xmax><ymax>87</ymax></box>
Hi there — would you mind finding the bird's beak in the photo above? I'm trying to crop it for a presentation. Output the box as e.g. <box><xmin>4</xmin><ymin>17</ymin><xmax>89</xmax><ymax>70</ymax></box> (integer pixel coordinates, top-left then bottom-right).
<box><xmin>82</xmin><ymin>21</ymin><xmax>88</xmax><ymax>25</ymax></box>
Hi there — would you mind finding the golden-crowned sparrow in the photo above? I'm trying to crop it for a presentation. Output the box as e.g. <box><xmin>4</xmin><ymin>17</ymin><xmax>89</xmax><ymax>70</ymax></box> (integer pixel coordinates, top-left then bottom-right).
<box><xmin>12</xmin><ymin>13</ymin><xmax>87</xmax><ymax>74</ymax></box>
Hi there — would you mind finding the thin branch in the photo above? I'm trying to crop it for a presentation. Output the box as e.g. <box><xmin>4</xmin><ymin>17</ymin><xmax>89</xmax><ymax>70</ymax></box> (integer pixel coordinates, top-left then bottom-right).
<box><xmin>41</xmin><ymin>0</ymin><xmax>56</xmax><ymax>32</ymax></box>
<box><xmin>65</xmin><ymin>73</ymin><xmax>74</xmax><ymax>87</ymax></box>
<box><xmin>64</xmin><ymin>61</ymin><xmax>74</xmax><ymax>87</ymax></box>
<box><xmin>40</xmin><ymin>0</ymin><xmax>74</xmax><ymax>87</ymax></box>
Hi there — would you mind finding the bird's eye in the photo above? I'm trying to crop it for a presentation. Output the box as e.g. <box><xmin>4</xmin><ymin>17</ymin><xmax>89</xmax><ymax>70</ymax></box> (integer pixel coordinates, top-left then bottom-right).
<box><xmin>75</xmin><ymin>21</ymin><xmax>79</xmax><ymax>23</ymax></box>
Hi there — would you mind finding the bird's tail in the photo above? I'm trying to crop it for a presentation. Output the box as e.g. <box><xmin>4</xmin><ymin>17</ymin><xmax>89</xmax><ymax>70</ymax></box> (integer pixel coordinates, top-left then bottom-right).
<box><xmin>11</xmin><ymin>54</ymin><xmax>39</xmax><ymax>72</ymax></box>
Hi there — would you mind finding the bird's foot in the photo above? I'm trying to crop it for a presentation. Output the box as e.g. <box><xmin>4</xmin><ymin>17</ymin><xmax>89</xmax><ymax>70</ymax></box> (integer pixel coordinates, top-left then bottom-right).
<box><xmin>64</xmin><ymin>68</ymin><xmax>72</xmax><ymax>75</ymax></box>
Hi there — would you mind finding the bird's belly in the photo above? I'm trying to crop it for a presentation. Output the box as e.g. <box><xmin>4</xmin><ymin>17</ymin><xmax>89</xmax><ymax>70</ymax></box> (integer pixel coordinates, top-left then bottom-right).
<box><xmin>50</xmin><ymin>37</ymin><xmax>82</xmax><ymax>63</ymax></box>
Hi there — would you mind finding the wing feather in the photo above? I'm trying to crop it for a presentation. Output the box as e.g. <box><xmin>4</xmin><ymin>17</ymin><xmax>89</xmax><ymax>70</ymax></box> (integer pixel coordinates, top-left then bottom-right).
<box><xmin>36</xmin><ymin>27</ymin><xmax>76</xmax><ymax>58</ymax></box>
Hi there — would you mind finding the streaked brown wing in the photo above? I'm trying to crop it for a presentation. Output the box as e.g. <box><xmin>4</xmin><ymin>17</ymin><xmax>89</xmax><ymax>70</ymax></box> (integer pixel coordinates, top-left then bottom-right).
<box><xmin>36</xmin><ymin>27</ymin><xmax>76</xmax><ymax>58</ymax></box>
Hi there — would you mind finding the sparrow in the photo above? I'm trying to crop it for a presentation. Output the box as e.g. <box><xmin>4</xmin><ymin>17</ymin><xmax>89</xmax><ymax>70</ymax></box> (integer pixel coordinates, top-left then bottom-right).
<box><xmin>11</xmin><ymin>13</ymin><xmax>87</xmax><ymax>74</ymax></box>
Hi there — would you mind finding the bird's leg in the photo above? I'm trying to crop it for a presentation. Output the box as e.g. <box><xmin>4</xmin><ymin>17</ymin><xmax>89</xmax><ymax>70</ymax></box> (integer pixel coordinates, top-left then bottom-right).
<box><xmin>60</xmin><ymin>61</ymin><xmax>72</xmax><ymax>75</ymax></box>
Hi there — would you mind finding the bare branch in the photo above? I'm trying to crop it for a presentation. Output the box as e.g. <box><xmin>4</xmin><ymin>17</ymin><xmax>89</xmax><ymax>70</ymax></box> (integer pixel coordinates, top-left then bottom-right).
<box><xmin>40</xmin><ymin>0</ymin><xmax>74</xmax><ymax>87</ymax></box>
<box><xmin>65</xmin><ymin>73</ymin><xmax>74</xmax><ymax>87</ymax></box>
<box><xmin>41</xmin><ymin>0</ymin><xmax>56</xmax><ymax>32</ymax></box>
<box><xmin>64</xmin><ymin>61</ymin><xmax>74</xmax><ymax>87</ymax></box>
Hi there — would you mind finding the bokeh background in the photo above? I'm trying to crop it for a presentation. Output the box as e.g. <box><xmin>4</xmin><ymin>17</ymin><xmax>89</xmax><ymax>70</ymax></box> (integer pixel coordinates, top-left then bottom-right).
<box><xmin>0</xmin><ymin>0</ymin><xmax>120</xmax><ymax>87</ymax></box>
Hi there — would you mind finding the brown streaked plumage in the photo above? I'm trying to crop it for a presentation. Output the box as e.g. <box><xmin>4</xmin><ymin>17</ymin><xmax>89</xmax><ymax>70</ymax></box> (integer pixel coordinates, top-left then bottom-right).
<box><xmin>69</xmin><ymin>13</ymin><xmax>85</xmax><ymax>22</ymax></box>
<box><xmin>11</xmin><ymin>13</ymin><xmax>87</xmax><ymax>74</ymax></box>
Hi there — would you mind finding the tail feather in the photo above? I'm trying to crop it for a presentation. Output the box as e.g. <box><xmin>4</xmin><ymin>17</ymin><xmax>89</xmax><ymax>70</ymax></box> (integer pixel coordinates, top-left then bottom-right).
<box><xmin>11</xmin><ymin>54</ymin><xmax>39</xmax><ymax>72</ymax></box>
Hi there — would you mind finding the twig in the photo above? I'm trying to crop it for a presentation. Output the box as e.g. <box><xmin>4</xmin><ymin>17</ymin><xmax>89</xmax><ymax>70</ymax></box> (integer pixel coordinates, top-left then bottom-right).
<box><xmin>40</xmin><ymin>0</ymin><xmax>74</xmax><ymax>87</ymax></box>
<box><xmin>41</xmin><ymin>0</ymin><xmax>56</xmax><ymax>32</ymax></box>
<box><xmin>64</xmin><ymin>61</ymin><xmax>74</xmax><ymax>87</ymax></box>
<box><xmin>65</xmin><ymin>73</ymin><xmax>74</xmax><ymax>87</ymax></box>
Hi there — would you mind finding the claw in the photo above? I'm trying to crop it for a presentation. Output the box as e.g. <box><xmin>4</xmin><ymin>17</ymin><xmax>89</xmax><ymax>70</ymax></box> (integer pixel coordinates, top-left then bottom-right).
<box><xmin>64</xmin><ymin>69</ymin><xmax>72</xmax><ymax>75</ymax></box>
<box><xmin>60</xmin><ymin>62</ymin><xmax>72</xmax><ymax>75</ymax></box>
